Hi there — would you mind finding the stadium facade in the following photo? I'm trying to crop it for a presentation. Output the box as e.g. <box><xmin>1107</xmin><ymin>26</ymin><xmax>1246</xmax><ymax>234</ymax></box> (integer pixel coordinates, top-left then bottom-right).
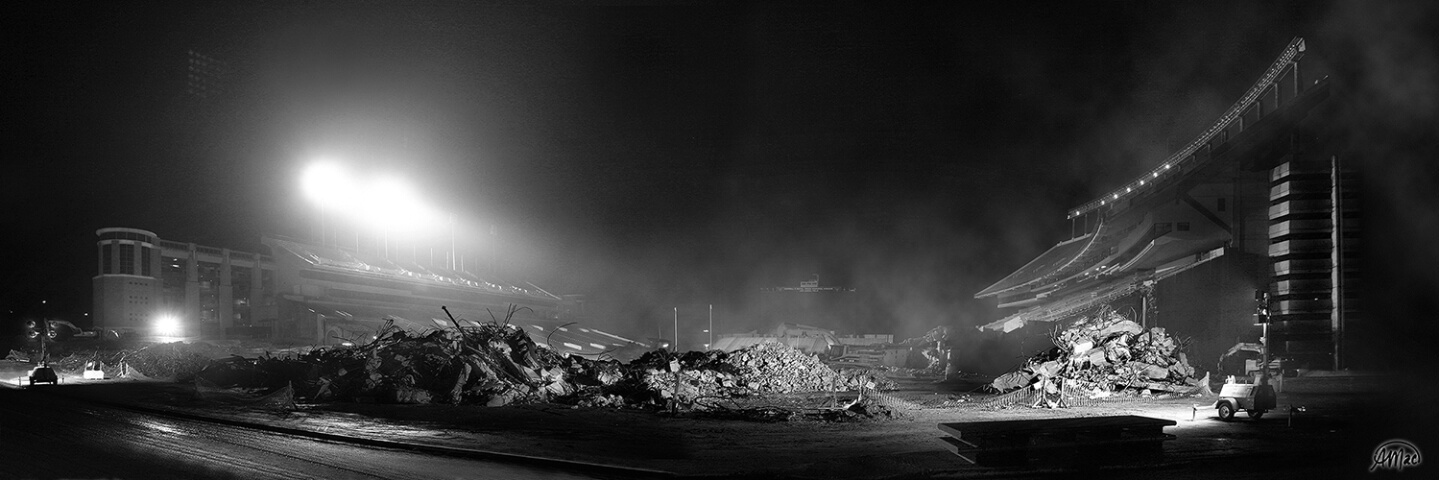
<box><xmin>92</xmin><ymin>227</ymin><xmax>644</xmax><ymax>356</ymax></box>
<box><xmin>976</xmin><ymin>38</ymin><xmax>1362</xmax><ymax>373</ymax></box>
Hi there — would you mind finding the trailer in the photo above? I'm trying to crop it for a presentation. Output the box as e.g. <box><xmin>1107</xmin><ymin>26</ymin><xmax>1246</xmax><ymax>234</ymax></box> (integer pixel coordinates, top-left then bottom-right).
<box><xmin>1215</xmin><ymin>382</ymin><xmax>1276</xmax><ymax>420</ymax></box>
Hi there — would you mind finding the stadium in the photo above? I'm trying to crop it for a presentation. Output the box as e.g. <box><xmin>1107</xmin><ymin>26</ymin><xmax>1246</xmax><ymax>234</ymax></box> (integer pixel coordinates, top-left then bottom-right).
<box><xmin>91</xmin><ymin>227</ymin><xmax>646</xmax><ymax>357</ymax></box>
<box><xmin>976</xmin><ymin>38</ymin><xmax>1363</xmax><ymax>374</ymax></box>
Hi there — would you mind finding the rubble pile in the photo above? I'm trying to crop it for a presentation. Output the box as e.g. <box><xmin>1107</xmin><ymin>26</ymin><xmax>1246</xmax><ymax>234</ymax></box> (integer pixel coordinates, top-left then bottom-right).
<box><xmin>194</xmin><ymin>321</ymin><xmax>590</xmax><ymax>407</ymax></box>
<box><xmin>634</xmin><ymin>343</ymin><xmax>895</xmax><ymax>407</ymax></box>
<box><xmin>177</xmin><ymin>320</ymin><xmax>891</xmax><ymax>411</ymax></box>
<box><xmin>723</xmin><ymin>343</ymin><xmax>889</xmax><ymax>393</ymax></box>
<box><xmin>990</xmin><ymin>307</ymin><xmax>1201</xmax><ymax>399</ymax></box>
<box><xmin>43</xmin><ymin>343</ymin><xmax>219</xmax><ymax>380</ymax></box>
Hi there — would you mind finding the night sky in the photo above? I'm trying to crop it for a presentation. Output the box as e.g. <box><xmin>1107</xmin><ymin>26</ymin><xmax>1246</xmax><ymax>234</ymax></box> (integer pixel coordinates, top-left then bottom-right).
<box><xmin>4</xmin><ymin>2</ymin><xmax>1436</xmax><ymax>357</ymax></box>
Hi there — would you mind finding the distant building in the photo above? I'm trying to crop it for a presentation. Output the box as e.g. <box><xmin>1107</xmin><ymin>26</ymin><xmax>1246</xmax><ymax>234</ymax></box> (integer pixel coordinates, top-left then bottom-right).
<box><xmin>92</xmin><ymin>227</ymin><xmax>277</xmax><ymax>338</ymax></box>
<box><xmin>756</xmin><ymin>275</ymin><xmax>857</xmax><ymax>330</ymax></box>
<box><xmin>711</xmin><ymin>322</ymin><xmax>841</xmax><ymax>354</ymax></box>
<box><xmin>976</xmin><ymin>38</ymin><xmax>1362</xmax><ymax>372</ymax></box>
<box><xmin>91</xmin><ymin>228</ymin><xmax>644</xmax><ymax>355</ymax></box>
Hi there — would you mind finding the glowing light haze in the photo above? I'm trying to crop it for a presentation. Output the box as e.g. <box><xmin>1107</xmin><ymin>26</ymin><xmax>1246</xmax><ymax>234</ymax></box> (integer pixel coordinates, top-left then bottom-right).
<box><xmin>301</xmin><ymin>161</ymin><xmax>442</xmax><ymax>236</ymax></box>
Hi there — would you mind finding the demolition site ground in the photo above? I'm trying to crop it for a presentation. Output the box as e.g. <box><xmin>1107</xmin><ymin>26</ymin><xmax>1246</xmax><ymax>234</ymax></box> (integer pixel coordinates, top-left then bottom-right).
<box><xmin>5</xmin><ymin>310</ymin><xmax>1425</xmax><ymax>479</ymax></box>
<box><xmin>4</xmin><ymin>362</ymin><xmax>1412</xmax><ymax>480</ymax></box>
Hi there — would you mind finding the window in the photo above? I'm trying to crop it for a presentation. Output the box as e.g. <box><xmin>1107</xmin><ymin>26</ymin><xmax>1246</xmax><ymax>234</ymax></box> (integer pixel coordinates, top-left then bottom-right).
<box><xmin>141</xmin><ymin>247</ymin><xmax>152</xmax><ymax>276</ymax></box>
<box><xmin>1153</xmin><ymin>223</ymin><xmax>1172</xmax><ymax>236</ymax></box>
<box><xmin>260</xmin><ymin>270</ymin><xmax>275</xmax><ymax>306</ymax></box>
<box><xmin>118</xmin><ymin>244</ymin><xmax>136</xmax><ymax>275</ymax></box>
<box><xmin>102</xmin><ymin>244</ymin><xmax>114</xmax><ymax>274</ymax></box>
<box><xmin>1217</xmin><ymin>198</ymin><xmax>1227</xmax><ymax>212</ymax></box>
<box><xmin>1178</xmin><ymin>222</ymin><xmax>1191</xmax><ymax>231</ymax></box>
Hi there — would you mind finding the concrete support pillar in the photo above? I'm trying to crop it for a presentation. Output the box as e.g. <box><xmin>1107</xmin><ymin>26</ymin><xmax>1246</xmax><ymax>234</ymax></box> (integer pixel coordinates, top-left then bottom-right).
<box><xmin>130</xmin><ymin>243</ymin><xmax>142</xmax><ymax>276</ymax></box>
<box><xmin>184</xmin><ymin>246</ymin><xmax>200</xmax><ymax>330</ymax></box>
<box><xmin>1330</xmin><ymin>155</ymin><xmax>1344</xmax><ymax>370</ymax></box>
<box><xmin>220</xmin><ymin>249</ymin><xmax>234</xmax><ymax>335</ymax></box>
<box><xmin>249</xmin><ymin>255</ymin><xmax>263</xmax><ymax>332</ymax></box>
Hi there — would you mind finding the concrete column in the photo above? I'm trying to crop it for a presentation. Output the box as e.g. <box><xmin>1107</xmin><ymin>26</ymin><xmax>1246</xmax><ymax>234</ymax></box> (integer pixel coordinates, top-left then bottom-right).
<box><xmin>220</xmin><ymin>249</ymin><xmax>234</xmax><ymax>335</ymax></box>
<box><xmin>249</xmin><ymin>254</ymin><xmax>263</xmax><ymax>326</ymax></box>
<box><xmin>149</xmin><ymin>245</ymin><xmax>163</xmax><ymax>305</ymax></box>
<box><xmin>316</xmin><ymin>314</ymin><xmax>326</xmax><ymax>344</ymax></box>
<box><xmin>185</xmin><ymin>246</ymin><xmax>200</xmax><ymax>330</ymax></box>
<box><xmin>149</xmin><ymin>245</ymin><xmax>162</xmax><ymax>278</ymax></box>
<box><xmin>1330</xmin><ymin>155</ymin><xmax>1344</xmax><ymax>370</ymax></box>
<box><xmin>131</xmin><ymin>243</ymin><xmax>142</xmax><ymax>276</ymax></box>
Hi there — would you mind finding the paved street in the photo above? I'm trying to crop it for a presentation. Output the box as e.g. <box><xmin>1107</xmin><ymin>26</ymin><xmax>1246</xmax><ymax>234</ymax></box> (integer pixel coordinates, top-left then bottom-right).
<box><xmin>0</xmin><ymin>385</ymin><xmax>609</xmax><ymax>480</ymax></box>
<box><xmin>4</xmin><ymin>361</ymin><xmax>1434</xmax><ymax>479</ymax></box>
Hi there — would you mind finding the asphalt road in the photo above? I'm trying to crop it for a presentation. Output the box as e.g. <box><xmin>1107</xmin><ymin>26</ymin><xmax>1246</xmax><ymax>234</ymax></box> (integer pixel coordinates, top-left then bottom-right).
<box><xmin>4</xmin><ymin>359</ymin><xmax>1433</xmax><ymax>480</ymax></box>
<box><xmin>0</xmin><ymin>387</ymin><xmax>605</xmax><ymax>480</ymax></box>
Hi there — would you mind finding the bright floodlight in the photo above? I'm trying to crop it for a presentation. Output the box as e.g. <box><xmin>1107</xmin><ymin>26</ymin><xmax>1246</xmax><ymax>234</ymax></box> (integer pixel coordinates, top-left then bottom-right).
<box><xmin>360</xmin><ymin>175</ymin><xmax>436</xmax><ymax>231</ymax></box>
<box><xmin>301</xmin><ymin>162</ymin><xmax>354</xmax><ymax>209</ymax></box>
<box><xmin>154</xmin><ymin>314</ymin><xmax>181</xmax><ymax>336</ymax></box>
<box><xmin>301</xmin><ymin>162</ymin><xmax>441</xmax><ymax>236</ymax></box>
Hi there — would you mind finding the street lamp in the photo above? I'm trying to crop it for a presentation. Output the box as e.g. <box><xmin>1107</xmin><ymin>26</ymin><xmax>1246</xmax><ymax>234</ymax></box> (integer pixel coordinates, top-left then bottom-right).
<box><xmin>38</xmin><ymin>300</ymin><xmax>48</xmax><ymax>364</ymax></box>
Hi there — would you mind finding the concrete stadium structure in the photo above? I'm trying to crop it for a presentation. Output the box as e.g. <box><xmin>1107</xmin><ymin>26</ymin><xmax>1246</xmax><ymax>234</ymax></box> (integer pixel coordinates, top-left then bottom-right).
<box><xmin>92</xmin><ymin>228</ymin><xmax>644</xmax><ymax>356</ymax></box>
<box><xmin>976</xmin><ymin>38</ymin><xmax>1362</xmax><ymax>373</ymax></box>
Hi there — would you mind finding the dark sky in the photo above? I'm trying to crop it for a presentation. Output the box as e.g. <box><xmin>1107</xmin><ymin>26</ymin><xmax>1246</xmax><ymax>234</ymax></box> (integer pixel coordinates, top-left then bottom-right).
<box><xmin>4</xmin><ymin>1</ymin><xmax>1436</xmax><ymax>344</ymax></box>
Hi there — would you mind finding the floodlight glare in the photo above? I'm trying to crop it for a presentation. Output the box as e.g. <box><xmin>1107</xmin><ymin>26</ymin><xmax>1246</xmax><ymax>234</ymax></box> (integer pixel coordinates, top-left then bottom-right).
<box><xmin>357</xmin><ymin>175</ymin><xmax>438</xmax><ymax>232</ymax></box>
<box><xmin>300</xmin><ymin>162</ymin><xmax>443</xmax><ymax>240</ymax></box>
<box><xmin>301</xmin><ymin>162</ymin><xmax>354</xmax><ymax>208</ymax></box>
<box><xmin>155</xmin><ymin>314</ymin><xmax>181</xmax><ymax>336</ymax></box>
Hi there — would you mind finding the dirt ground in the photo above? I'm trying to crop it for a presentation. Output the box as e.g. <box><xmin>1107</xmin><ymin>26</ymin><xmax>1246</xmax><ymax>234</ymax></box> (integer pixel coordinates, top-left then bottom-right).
<box><xmin>6</xmin><ymin>362</ymin><xmax>1434</xmax><ymax>479</ymax></box>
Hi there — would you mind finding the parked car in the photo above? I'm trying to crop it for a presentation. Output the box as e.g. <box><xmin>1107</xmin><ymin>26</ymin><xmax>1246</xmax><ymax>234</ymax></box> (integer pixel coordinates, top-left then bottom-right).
<box><xmin>29</xmin><ymin>365</ymin><xmax>59</xmax><ymax>385</ymax></box>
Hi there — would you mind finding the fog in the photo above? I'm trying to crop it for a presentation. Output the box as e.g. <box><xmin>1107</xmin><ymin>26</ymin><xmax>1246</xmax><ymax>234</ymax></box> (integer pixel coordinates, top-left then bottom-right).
<box><xmin>5</xmin><ymin>2</ymin><xmax>1436</xmax><ymax>374</ymax></box>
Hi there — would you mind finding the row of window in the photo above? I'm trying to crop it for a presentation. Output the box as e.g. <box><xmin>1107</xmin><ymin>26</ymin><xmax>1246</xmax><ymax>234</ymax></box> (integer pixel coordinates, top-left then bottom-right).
<box><xmin>98</xmin><ymin>231</ymin><xmax>153</xmax><ymax>242</ymax></box>
<box><xmin>101</xmin><ymin>243</ymin><xmax>153</xmax><ymax>276</ymax></box>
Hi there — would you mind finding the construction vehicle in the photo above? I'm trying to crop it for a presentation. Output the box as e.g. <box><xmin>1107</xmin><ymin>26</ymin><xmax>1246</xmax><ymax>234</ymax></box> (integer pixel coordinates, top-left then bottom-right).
<box><xmin>1215</xmin><ymin>381</ymin><xmax>1276</xmax><ymax>420</ymax></box>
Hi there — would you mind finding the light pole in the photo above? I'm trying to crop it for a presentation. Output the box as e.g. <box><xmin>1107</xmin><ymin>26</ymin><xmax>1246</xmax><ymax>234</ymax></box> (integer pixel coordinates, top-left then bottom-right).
<box><xmin>708</xmin><ymin>304</ymin><xmax>713</xmax><ymax>350</ymax></box>
<box><xmin>39</xmin><ymin>300</ymin><xmax>48</xmax><ymax>366</ymax></box>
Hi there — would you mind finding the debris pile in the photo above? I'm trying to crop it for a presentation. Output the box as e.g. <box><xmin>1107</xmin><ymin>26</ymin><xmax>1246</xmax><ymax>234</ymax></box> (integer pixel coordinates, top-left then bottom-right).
<box><xmin>989</xmin><ymin>307</ymin><xmax>1202</xmax><ymax>403</ymax></box>
<box><xmin>633</xmin><ymin>343</ymin><xmax>895</xmax><ymax>408</ymax></box>
<box><xmin>171</xmin><ymin>317</ymin><xmax>892</xmax><ymax>413</ymax></box>
<box><xmin>200</xmin><ymin>320</ymin><xmax>587</xmax><ymax>407</ymax></box>
<box><xmin>724</xmin><ymin>343</ymin><xmax>889</xmax><ymax>393</ymax></box>
<box><xmin>40</xmin><ymin>343</ymin><xmax>217</xmax><ymax>380</ymax></box>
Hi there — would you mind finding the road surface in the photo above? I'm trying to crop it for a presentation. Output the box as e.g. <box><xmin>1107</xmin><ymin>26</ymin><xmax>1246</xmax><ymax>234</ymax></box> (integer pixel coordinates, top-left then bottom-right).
<box><xmin>0</xmin><ymin>387</ymin><xmax>609</xmax><ymax>480</ymax></box>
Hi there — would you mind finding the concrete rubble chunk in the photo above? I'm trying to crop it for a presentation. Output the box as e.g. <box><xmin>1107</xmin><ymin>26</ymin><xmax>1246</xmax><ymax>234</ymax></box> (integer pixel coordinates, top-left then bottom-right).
<box><xmin>988</xmin><ymin>306</ymin><xmax>1203</xmax><ymax>405</ymax></box>
<box><xmin>1098</xmin><ymin>320</ymin><xmax>1143</xmax><ymax>338</ymax></box>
